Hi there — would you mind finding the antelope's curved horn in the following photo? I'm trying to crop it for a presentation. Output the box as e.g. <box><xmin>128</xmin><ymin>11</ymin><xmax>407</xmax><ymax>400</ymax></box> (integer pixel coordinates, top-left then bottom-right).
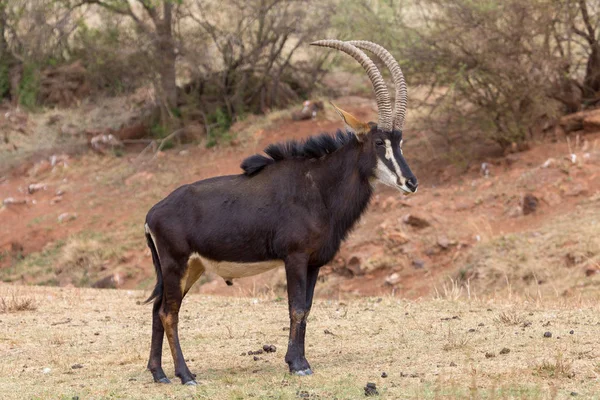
<box><xmin>347</xmin><ymin>41</ymin><xmax>407</xmax><ymax>130</ymax></box>
<box><xmin>311</xmin><ymin>39</ymin><xmax>393</xmax><ymax>132</ymax></box>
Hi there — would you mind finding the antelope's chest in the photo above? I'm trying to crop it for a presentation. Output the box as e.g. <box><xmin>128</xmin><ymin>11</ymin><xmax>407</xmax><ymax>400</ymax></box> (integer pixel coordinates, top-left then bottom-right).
<box><xmin>187</xmin><ymin>253</ymin><xmax>284</xmax><ymax>280</ymax></box>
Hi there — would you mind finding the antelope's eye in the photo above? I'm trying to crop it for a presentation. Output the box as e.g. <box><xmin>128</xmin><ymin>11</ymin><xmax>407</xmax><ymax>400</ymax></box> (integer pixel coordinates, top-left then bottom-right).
<box><xmin>375</xmin><ymin>139</ymin><xmax>385</xmax><ymax>146</ymax></box>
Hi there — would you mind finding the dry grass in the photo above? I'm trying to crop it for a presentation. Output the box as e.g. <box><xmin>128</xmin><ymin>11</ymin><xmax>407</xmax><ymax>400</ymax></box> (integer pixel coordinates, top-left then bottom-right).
<box><xmin>0</xmin><ymin>284</ymin><xmax>599</xmax><ymax>399</ymax></box>
<box><xmin>458</xmin><ymin>204</ymin><xmax>600</xmax><ymax>299</ymax></box>
<box><xmin>494</xmin><ymin>310</ymin><xmax>525</xmax><ymax>326</ymax></box>
<box><xmin>0</xmin><ymin>292</ymin><xmax>37</xmax><ymax>313</ymax></box>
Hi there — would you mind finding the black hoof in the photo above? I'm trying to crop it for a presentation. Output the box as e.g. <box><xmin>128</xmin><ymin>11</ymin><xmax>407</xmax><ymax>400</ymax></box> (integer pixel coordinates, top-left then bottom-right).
<box><xmin>292</xmin><ymin>368</ymin><xmax>313</xmax><ymax>376</ymax></box>
<box><xmin>183</xmin><ymin>379</ymin><xmax>198</xmax><ymax>386</ymax></box>
<box><xmin>156</xmin><ymin>377</ymin><xmax>171</xmax><ymax>384</ymax></box>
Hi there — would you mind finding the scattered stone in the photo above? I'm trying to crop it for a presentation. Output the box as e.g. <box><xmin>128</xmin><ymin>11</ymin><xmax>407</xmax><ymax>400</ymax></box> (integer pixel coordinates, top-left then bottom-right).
<box><xmin>262</xmin><ymin>344</ymin><xmax>276</xmax><ymax>353</ymax></box>
<box><xmin>522</xmin><ymin>194</ymin><xmax>539</xmax><ymax>215</ymax></box>
<box><xmin>522</xmin><ymin>321</ymin><xmax>532</xmax><ymax>328</ymax></box>
<box><xmin>42</xmin><ymin>367</ymin><xmax>51</xmax><ymax>374</ymax></box>
<box><xmin>240</xmin><ymin>352</ymin><xmax>246</xmax><ymax>356</ymax></box>
<box><xmin>71</xmin><ymin>364</ymin><xmax>83</xmax><ymax>369</ymax></box>
<box><xmin>50</xmin><ymin>196</ymin><xmax>63</xmax><ymax>205</ymax></box>
<box><xmin>253</xmin><ymin>356</ymin><xmax>260</xmax><ymax>361</ymax></box>
<box><xmin>387</xmin><ymin>231</ymin><xmax>410</xmax><ymax>245</ymax></box>
<box><xmin>3</xmin><ymin>197</ymin><xmax>27</xmax><ymax>206</ymax></box>
<box><xmin>570</xmin><ymin>391</ymin><xmax>578</xmax><ymax>397</ymax></box>
<box><xmin>346</xmin><ymin>256</ymin><xmax>364</xmax><ymax>276</ymax></box>
<box><xmin>57</xmin><ymin>212</ymin><xmax>77</xmax><ymax>223</ymax></box>
<box><xmin>468</xmin><ymin>329</ymin><xmax>476</xmax><ymax>333</ymax></box>
<box><xmin>55</xmin><ymin>189</ymin><xmax>65</xmax><ymax>196</ymax></box>
<box><xmin>541</xmin><ymin>158</ymin><xmax>555</xmax><ymax>168</ymax></box>
<box><xmin>543</xmin><ymin>331</ymin><xmax>552</xmax><ymax>338</ymax></box>
<box><xmin>485</xmin><ymin>352</ymin><xmax>495</xmax><ymax>358</ymax></box>
<box><xmin>585</xmin><ymin>269</ymin><xmax>598</xmax><ymax>277</ymax></box>
<box><xmin>296</xmin><ymin>390</ymin><xmax>310</xmax><ymax>398</ymax></box>
<box><xmin>364</xmin><ymin>382</ymin><xmax>378</xmax><ymax>396</ymax></box>
<box><xmin>412</xmin><ymin>259</ymin><xmax>425</xmax><ymax>269</ymax></box>
<box><xmin>499</xmin><ymin>348</ymin><xmax>510</xmax><ymax>355</ymax></box>
<box><xmin>385</xmin><ymin>272</ymin><xmax>401</xmax><ymax>286</ymax></box>
<box><xmin>90</xmin><ymin>133</ymin><xmax>123</xmax><ymax>154</ymax></box>
<box><xmin>27</xmin><ymin>183</ymin><xmax>47</xmax><ymax>194</ymax></box>
<box><xmin>381</xmin><ymin>372</ymin><xmax>387</xmax><ymax>378</ymax></box>
<box><xmin>324</xmin><ymin>329</ymin><xmax>335</xmax><ymax>335</ymax></box>
<box><xmin>92</xmin><ymin>273</ymin><xmax>124</xmax><ymax>289</ymax></box>
<box><xmin>449</xmin><ymin>362</ymin><xmax>457</xmax><ymax>367</ymax></box>
<box><xmin>402</xmin><ymin>213</ymin><xmax>430</xmax><ymax>229</ymax></box>
<box><xmin>570</xmin><ymin>330</ymin><xmax>574</xmax><ymax>335</ymax></box>
<box><xmin>437</xmin><ymin>235</ymin><xmax>454</xmax><ymax>250</ymax></box>
<box><xmin>478</xmin><ymin>323</ymin><xmax>485</xmax><ymax>327</ymax></box>
<box><xmin>248</xmin><ymin>349</ymin><xmax>264</xmax><ymax>356</ymax></box>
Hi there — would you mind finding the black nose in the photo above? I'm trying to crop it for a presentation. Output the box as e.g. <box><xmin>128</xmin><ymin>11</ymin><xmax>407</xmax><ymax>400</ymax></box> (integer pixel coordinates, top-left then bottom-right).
<box><xmin>406</xmin><ymin>177</ymin><xmax>418</xmax><ymax>192</ymax></box>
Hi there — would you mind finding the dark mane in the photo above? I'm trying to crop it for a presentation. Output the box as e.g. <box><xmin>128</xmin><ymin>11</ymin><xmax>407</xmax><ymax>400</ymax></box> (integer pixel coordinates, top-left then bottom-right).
<box><xmin>241</xmin><ymin>130</ymin><xmax>356</xmax><ymax>176</ymax></box>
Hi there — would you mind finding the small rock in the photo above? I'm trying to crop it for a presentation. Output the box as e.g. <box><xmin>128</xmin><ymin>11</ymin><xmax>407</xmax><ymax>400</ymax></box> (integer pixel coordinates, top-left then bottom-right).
<box><xmin>402</xmin><ymin>213</ymin><xmax>430</xmax><ymax>229</ymax></box>
<box><xmin>478</xmin><ymin>323</ymin><xmax>485</xmax><ymax>327</ymax></box>
<box><xmin>385</xmin><ymin>272</ymin><xmax>401</xmax><ymax>286</ymax></box>
<box><xmin>499</xmin><ymin>348</ymin><xmax>510</xmax><ymax>355</ymax></box>
<box><xmin>449</xmin><ymin>362</ymin><xmax>457</xmax><ymax>367</ymax></box>
<box><xmin>570</xmin><ymin>392</ymin><xmax>578</xmax><ymax>397</ymax></box>
<box><xmin>71</xmin><ymin>364</ymin><xmax>83</xmax><ymax>369</ymax></box>
<box><xmin>412</xmin><ymin>259</ymin><xmax>425</xmax><ymax>269</ymax></box>
<box><xmin>28</xmin><ymin>183</ymin><xmax>47</xmax><ymax>194</ymax></box>
<box><xmin>50</xmin><ymin>196</ymin><xmax>62</xmax><ymax>205</ymax></box>
<box><xmin>543</xmin><ymin>331</ymin><xmax>552</xmax><ymax>338</ymax></box>
<box><xmin>92</xmin><ymin>273</ymin><xmax>124</xmax><ymax>289</ymax></box>
<box><xmin>346</xmin><ymin>256</ymin><xmax>364</xmax><ymax>276</ymax></box>
<box><xmin>381</xmin><ymin>372</ymin><xmax>387</xmax><ymax>378</ymax></box>
<box><xmin>437</xmin><ymin>235</ymin><xmax>454</xmax><ymax>249</ymax></box>
<box><xmin>262</xmin><ymin>344</ymin><xmax>276</xmax><ymax>353</ymax></box>
<box><xmin>522</xmin><ymin>194</ymin><xmax>539</xmax><ymax>215</ymax></box>
<box><xmin>485</xmin><ymin>352</ymin><xmax>495</xmax><ymax>358</ymax></box>
<box><xmin>42</xmin><ymin>367</ymin><xmax>51</xmax><ymax>374</ymax></box>
<box><xmin>253</xmin><ymin>356</ymin><xmax>260</xmax><ymax>361</ymax></box>
<box><xmin>324</xmin><ymin>329</ymin><xmax>335</xmax><ymax>335</ymax></box>
<box><xmin>57</xmin><ymin>212</ymin><xmax>77</xmax><ymax>223</ymax></box>
<box><xmin>541</xmin><ymin>158</ymin><xmax>555</xmax><ymax>168</ymax></box>
<box><xmin>240</xmin><ymin>352</ymin><xmax>246</xmax><ymax>356</ymax></box>
<box><xmin>364</xmin><ymin>382</ymin><xmax>378</xmax><ymax>396</ymax></box>
<box><xmin>387</xmin><ymin>231</ymin><xmax>410</xmax><ymax>245</ymax></box>
<box><xmin>569</xmin><ymin>330</ymin><xmax>574</xmax><ymax>335</ymax></box>
<box><xmin>468</xmin><ymin>328</ymin><xmax>476</xmax><ymax>333</ymax></box>
<box><xmin>3</xmin><ymin>197</ymin><xmax>27</xmax><ymax>206</ymax></box>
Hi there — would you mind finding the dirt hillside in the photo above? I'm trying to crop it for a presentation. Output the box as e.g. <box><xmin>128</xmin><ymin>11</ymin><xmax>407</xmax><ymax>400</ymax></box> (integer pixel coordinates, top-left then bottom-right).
<box><xmin>1</xmin><ymin>97</ymin><xmax>599</xmax><ymax>301</ymax></box>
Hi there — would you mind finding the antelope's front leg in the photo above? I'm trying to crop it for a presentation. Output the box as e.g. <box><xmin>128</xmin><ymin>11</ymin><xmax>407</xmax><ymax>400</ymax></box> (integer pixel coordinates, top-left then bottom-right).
<box><xmin>284</xmin><ymin>253</ymin><xmax>313</xmax><ymax>375</ymax></box>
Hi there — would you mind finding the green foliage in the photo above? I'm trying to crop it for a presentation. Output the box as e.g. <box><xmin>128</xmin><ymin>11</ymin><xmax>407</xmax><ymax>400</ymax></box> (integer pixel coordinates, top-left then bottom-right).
<box><xmin>205</xmin><ymin>108</ymin><xmax>233</xmax><ymax>148</ymax></box>
<box><xmin>17</xmin><ymin>63</ymin><xmax>40</xmax><ymax>109</ymax></box>
<box><xmin>0</xmin><ymin>61</ymin><xmax>9</xmax><ymax>99</ymax></box>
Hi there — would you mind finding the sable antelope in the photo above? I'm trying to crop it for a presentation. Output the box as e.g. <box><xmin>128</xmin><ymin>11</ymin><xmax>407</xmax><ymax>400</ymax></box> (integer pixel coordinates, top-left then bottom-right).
<box><xmin>144</xmin><ymin>40</ymin><xmax>418</xmax><ymax>385</ymax></box>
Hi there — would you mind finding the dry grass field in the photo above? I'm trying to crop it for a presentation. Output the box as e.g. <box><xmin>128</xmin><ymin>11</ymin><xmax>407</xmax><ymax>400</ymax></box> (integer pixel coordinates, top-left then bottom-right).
<box><xmin>1</xmin><ymin>284</ymin><xmax>599</xmax><ymax>399</ymax></box>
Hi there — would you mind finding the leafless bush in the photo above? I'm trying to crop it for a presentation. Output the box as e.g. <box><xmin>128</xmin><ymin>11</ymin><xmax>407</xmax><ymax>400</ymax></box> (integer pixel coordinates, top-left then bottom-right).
<box><xmin>179</xmin><ymin>0</ymin><xmax>333</xmax><ymax>124</ymax></box>
<box><xmin>338</xmin><ymin>0</ymin><xmax>600</xmax><ymax>151</ymax></box>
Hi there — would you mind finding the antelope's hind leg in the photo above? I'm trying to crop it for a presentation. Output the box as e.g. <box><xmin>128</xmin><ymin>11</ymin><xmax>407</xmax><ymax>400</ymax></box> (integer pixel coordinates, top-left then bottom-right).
<box><xmin>159</xmin><ymin>255</ymin><xmax>204</xmax><ymax>385</ymax></box>
<box><xmin>148</xmin><ymin>297</ymin><xmax>170</xmax><ymax>383</ymax></box>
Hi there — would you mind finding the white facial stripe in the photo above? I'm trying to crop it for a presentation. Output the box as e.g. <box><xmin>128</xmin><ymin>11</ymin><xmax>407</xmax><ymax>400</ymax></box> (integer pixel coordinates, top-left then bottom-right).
<box><xmin>384</xmin><ymin>139</ymin><xmax>406</xmax><ymax>185</ymax></box>
<box><xmin>384</xmin><ymin>139</ymin><xmax>393</xmax><ymax>160</ymax></box>
<box><xmin>375</xmin><ymin>159</ymin><xmax>413</xmax><ymax>194</ymax></box>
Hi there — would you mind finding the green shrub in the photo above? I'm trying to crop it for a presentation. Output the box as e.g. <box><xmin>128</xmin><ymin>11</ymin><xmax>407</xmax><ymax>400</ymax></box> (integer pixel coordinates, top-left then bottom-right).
<box><xmin>18</xmin><ymin>63</ymin><xmax>40</xmax><ymax>109</ymax></box>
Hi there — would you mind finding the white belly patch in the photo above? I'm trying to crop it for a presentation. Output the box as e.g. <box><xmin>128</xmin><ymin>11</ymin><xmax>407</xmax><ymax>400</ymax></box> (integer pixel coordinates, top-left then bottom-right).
<box><xmin>187</xmin><ymin>253</ymin><xmax>283</xmax><ymax>281</ymax></box>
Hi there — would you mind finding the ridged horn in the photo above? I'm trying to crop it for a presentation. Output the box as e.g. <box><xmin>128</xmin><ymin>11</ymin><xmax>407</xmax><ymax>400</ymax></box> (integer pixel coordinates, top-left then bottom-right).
<box><xmin>347</xmin><ymin>40</ymin><xmax>408</xmax><ymax>130</ymax></box>
<box><xmin>311</xmin><ymin>39</ymin><xmax>393</xmax><ymax>132</ymax></box>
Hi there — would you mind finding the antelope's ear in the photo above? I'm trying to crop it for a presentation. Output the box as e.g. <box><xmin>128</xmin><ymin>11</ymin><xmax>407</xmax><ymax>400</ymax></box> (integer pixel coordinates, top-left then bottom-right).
<box><xmin>330</xmin><ymin>102</ymin><xmax>370</xmax><ymax>138</ymax></box>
